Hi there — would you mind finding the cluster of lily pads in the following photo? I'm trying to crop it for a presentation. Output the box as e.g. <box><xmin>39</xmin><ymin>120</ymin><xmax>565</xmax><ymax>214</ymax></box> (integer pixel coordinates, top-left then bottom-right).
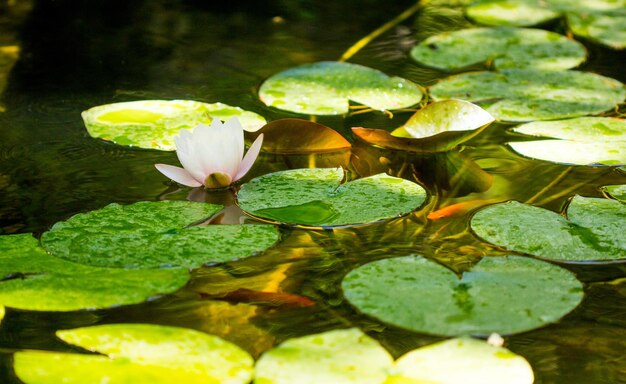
<box><xmin>3</xmin><ymin>0</ymin><xmax>626</xmax><ymax>382</ymax></box>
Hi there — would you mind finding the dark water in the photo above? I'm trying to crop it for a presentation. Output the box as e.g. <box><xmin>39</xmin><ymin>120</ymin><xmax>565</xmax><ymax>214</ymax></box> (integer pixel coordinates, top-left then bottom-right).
<box><xmin>1</xmin><ymin>1</ymin><xmax>626</xmax><ymax>383</ymax></box>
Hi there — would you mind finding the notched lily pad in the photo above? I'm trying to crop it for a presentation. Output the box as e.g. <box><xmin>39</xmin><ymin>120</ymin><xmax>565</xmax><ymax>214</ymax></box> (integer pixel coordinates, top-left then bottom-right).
<box><xmin>0</xmin><ymin>234</ymin><xmax>188</xmax><ymax>311</ymax></box>
<box><xmin>411</xmin><ymin>27</ymin><xmax>586</xmax><ymax>70</ymax></box>
<box><xmin>14</xmin><ymin>324</ymin><xmax>254</xmax><ymax>384</ymax></box>
<box><xmin>247</xmin><ymin>118</ymin><xmax>351</xmax><ymax>154</ymax></box>
<box><xmin>510</xmin><ymin>117</ymin><xmax>626</xmax><ymax>165</ymax></box>
<box><xmin>41</xmin><ymin>201</ymin><xmax>279</xmax><ymax>269</ymax></box>
<box><xmin>342</xmin><ymin>255</ymin><xmax>583</xmax><ymax>335</ymax></box>
<box><xmin>258</xmin><ymin>61</ymin><xmax>423</xmax><ymax>115</ymax></box>
<box><xmin>471</xmin><ymin>196</ymin><xmax>626</xmax><ymax>261</ymax></box>
<box><xmin>430</xmin><ymin>69</ymin><xmax>626</xmax><ymax>121</ymax></box>
<box><xmin>237</xmin><ymin>168</ymin><xmax>427</xmax><ymax>226</ymax></box>
<box><xmin>82</xmin><ymin>100</ymin><xmax>266</xmax><ymax>150</ymax></box>
<box><xmin>254</xmin><ymin>328</ymin><xmax>393</xmax><ymax>384</ymax></box>
<box><xmin>389</xmin><ymin>337</ymin><xmax>534</xmax><ymax>384</ymax></box>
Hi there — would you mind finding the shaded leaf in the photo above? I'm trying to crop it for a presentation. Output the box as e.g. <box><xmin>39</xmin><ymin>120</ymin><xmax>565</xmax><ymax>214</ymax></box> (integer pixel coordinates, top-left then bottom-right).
<box><xmin>604</xmin><ymin>184</ymin><xmax>626</xmax><ymax>202</ymax></box>
<box><xmin>342</xmin><ymin>255</ymin><xmax>582</xmax><ymax>335</ymax></box>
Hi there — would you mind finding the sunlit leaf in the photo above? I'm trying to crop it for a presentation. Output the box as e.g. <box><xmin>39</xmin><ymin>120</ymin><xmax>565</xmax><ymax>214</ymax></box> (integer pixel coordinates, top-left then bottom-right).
<box><xmin>567</xmin><ymin>11</ymin><xmax>626</xmax><ymax>50</ymax></box>
<box><xmin>237</xmin><ymin>168</ymin><xmax>427</xmax><ymax>226</ymax></box>
<box><xmin>259</xmin><ymin>61</ymin><xmax>423</xmax><ymax>115</ymax></box>
<box><xmin>247</xmin><ymin>118</ymin><xmax>351</xmax><ymax>154</ymax></box>
<box><xmin>342</xmin><ymin>255</ymin><xmax>582</xmax><ymax>335</ymax></box>
<box><xmin>14</xmin><ymin>324</ymin><xmax>254</xmax><ymax>384</ymax></box>
<box><xmin>411</xmin><ymin>27</ymin><xmax>586</xmax><ymax>70</ymax></box>
<box><xmin>0</xmin><ymin>234</ymin><xmax>188</xmax><ymax>311</ymax></box>
<box><xmin>0</xmin><ymin>305</ymin><xmax>4</xmax><ymax>323</ymax></box>
<box><xmin>388</xmin><ymin>337</ymin><xmax>534</xmax><ymax>384</ymax></box>
<box><xmin>430</xmin><ymin>69</ymin><xmax>626</xmax><ymax>121</ymax></box>
<box><xmin>471</xmin><ymin>196</ymin><xmax>626</xmax><ymax>261</ymax></box>
<box><xmin>604</xmin><ymin>184</ymin><xmax>626</xmax><ymax>202</ymax></box>
<box><xmin>82</xmin><ymin>100</ymin><xmax>266</xmax><ymax>150</ymax></box>
<box><xmin>510</xmin><ymin>117</ymin><xmax>626</xmax><ymax>165</ymax></box>
<box><xmin>466</xmin><ymin>0</ymin><xmax>559</xmax><ymax>26</ymax></box>
<box><xmin>254</xmin><ymin>328</ymin><xmax>393</xmax><ymax>384</ymax></box>
<box><xmin>41</xmin><ymin>201</ymin><xmax>279</xmax><ymax>269</ymax></box>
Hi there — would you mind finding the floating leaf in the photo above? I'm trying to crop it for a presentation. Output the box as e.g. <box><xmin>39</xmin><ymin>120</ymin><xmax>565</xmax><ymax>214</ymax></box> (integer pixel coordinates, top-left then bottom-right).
<box><xmin>41</xmin><ymin>201</ymin><xmax>279</xmax><ymax>269</ymax></box>
<box><xmin>0</xmin><ymin>234</ymin><xmax>188</xmax><ymax>311</ymax></box>
<box><xmin>82</xmin><ymin>100</ymin><xmax>266</xmax><ymax>150</ymax></box>
<box><xmin>342</xmin><ymin>255</ymin><xmax>582</xmax><ymax>335</ymax></box>
<box><xmin>0</xmin><ymin>305</ymin><xmax>4</xmax><ymax>323</ymax></box>
<box><xmin>389</xmin><ymin>337</ymin><xmax>534</xmax><ymax>384</ymax></box>
<box><xmin>237</xmin><ymin>168</ymin><xmax>427</xmax><ymax>226</ymax></box>
<box><xmin>430</xmin><ymin>69</ymin><xmax>626</xmax><ymax>121</ymax></box>
<box><xmin>471</xmin><ymin>196</ymin><xmax>626</xmax><ymax>261</ymax></box>
<box><xmin>509</xmin><ymin>117</ymin><xmax>626</xmax><ymax>165</ymax></box>
<box><xmin>466</xmin><ymin>0</ymin><xmax>560</xmax><ymax>26</ymax></box>
<box><xmin>567</xmin><ymin>11</ymin><xmax>626</xmax><ymax>50</ymax></box>
<box><xmin>254</xmin><ymin>328</ymin><xmax>393</xmax><ymax>384</ymax></box>
<box><xmin>14</xmin><ymin>324</ymin><xmax>254</xmax><ymax>384</ymax></box>
<box><xmin>604</xmin><ymin>184</ymin><xmax>626</xmax><ymax>202</ymax></box>
<box><xmin>258</xmin><ymin>61</ymin><xmax>423</xmax><ymax>115</ymax></box>
<box><xmin>411</xmin><ymin>27</ymin><xmax>586</xmax><ymax>70</ymax></box>
<box><xmin>247</xmin><ymin>118</ymin><xmax>351</xmax><ymax>154</ymax></box>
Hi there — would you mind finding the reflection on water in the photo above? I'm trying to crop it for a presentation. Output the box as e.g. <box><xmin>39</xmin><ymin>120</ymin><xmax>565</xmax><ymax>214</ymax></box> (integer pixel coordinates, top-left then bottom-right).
<box><xmin>1</xmin><ymin>0</ymin><xmax>626</xmax><ymax>383</ymax></box>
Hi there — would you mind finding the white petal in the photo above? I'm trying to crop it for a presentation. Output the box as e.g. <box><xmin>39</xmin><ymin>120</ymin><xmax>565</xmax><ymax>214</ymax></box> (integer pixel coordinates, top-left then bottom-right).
<box><xmin>195</xmin><ymin>118</ymin><xmax>243</xmax><ymax>178</ymax></box>
<box><xmin>223</xmin><ymin>117</ymin><xmax>245</xmax><ymax>162</ymax></box>
<box><xmin>154</xmin><ymin>164</ymin><xmax>202</xmax><ymax>187</ymax></box>
<box><xmin>174</xmin><ymin>126</ymin><xmax>206</xmax><ymax>182</ymax></box>
<box><xmin>234</xmin><ymin>133</ymin><xmax>263</xmax><ymax>182</ymax></box>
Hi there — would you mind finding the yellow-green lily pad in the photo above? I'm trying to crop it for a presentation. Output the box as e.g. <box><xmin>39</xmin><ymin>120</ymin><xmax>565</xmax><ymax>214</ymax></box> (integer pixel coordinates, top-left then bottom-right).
<box><xmin>411</xmin><ymin>27</ymin><xmax>586</xmax><ymax>70</ymax></box>
<box><xmin>41</xmin><ymin>201</ymin><xmax>279</xmax><ymax>269</ymax></box>
<box><xmin>510</xmin><ymin>117</ymin><xmax>626</xmax><ymax>165</ymax></box>
<box><xmin>82</xmin><ymin>100</ymin><xmax>266</xmax><ymax>150</ymax></box>
<box><xmin>237</xmin><ymin>168</ymin><xmax>427</xmax><ymax>226</ymax></box>
<box><xmin>342</xmin><ymin>255</ymin><xmax>582</xmax><ymax>335</ymax></box>
<box><xmin>471</xmin><ymin>195</ymin><xmax>626</xmax><ymax>261</ymax></box>
<box><xmin>466</xmin><ymin>0</ymin><xmax>559</xmax><ymax>26</ymax></box>
<box><xmin>0</xmin><ymin>234</ymin><xmax>188</xmax><ymax>311</ymax></box>
<box><xmin>258</xmin><ymin>61</ymin><xmax>423</xmax><ymax>115</ymax></box>
<box><xmin>14</xmin><ymin>324</ymin><xmax>254</xmax><ymax>384</ymax></box>
<box><xmin>254</xmin><ymin>328</ymin><xmax>393</xmax><ymax>384</ymax></box>
<box><xmin>388</xmin><ymin>337</ymin><xmax>534</xmax><ymax>384</ymax></box>
<box><xmin>430</xmin><ymin>69</ymin><xmax>626</xmax><ymax>121</ymax></box>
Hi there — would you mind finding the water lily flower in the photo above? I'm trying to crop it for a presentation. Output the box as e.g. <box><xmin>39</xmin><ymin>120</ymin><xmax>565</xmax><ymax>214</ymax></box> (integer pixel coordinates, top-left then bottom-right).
<box><xmin>155</xmin><ymin>117</ymin><xmax>264</xmax><ymax>189</ymax></box>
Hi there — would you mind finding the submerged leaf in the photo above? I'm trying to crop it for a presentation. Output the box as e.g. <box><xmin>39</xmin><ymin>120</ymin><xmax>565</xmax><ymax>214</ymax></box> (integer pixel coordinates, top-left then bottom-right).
<box><xmin>471</xmin><ymin>196</ymin><xmax>626</xmax><ymax>261</ymax></box>
<box><xmin>41</xmin><ymin>201</ymin><xmax>279</xmax><ymax>269</ymax></box>
<box><xmin>411</xmin><ymin>27</ymin><xmax>586</xmax><ymax>70</ymax></box>
<box><xmin>254</xmin><ymin>328</ymin><xmax>393</xmax><ymax>384</ymax></box>
<box><xmin>15</xmin><ymin>324</ymin><xmax>254</xmax><ymax>384</ymax></box>
<box><xmin>237</xmin><ymin>168</ymin><xmax>427</xmax><ymax>226</ymax></box>
<box><xmin>82</xmin><ymin>100</ymin><xmax>266</xmax><ymax>150</ymax></box>
<box><xmin>247</xmin><ymin>118</ymin><xmax>351</xmax><ymax>154</ymax></box>
<box><xmin>259</xmin><ymin>61</ymin><xmax>423</xmax><ymax>115</ymax></box>
<box><xmin>342</xmin><ymin>255</ymin><xmax>582</xmax><ymax>335</ymax></box>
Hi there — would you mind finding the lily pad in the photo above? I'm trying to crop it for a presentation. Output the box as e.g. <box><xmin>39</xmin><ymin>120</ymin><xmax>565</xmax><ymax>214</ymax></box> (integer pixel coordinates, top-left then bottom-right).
<box><xmin>567</xmin><ymin>11</ymin><xmax>626</xmax><ymax>50</ymax></box>
<box><xmin>254</xmin><ymin>328</ymin><xmax>393</xmax><ymax>384</ymax></box>
<box><xmin>258</xmin><ymin>61</ymin><xmax>423</xmax><ymax>115</ymax></box>
<box><xmin>342</xmin><ymin>255</ymin><xmax>582</xmax><ymax>335</ymax></box>
<box><xmin>247</xmin><ymin>118</ymin><xmax>351</xmax><ymax>154</ymax></box>
<box><xmin>237</xmin><ymin>168</ymin><xmax>427</xmax><ymax>226</ymax></box>
<box><xmin>471</xmin><ymin>196</ymin><xmax>626</xmax><ymax>261</ymax></box>
<box><xmin>466</xmin><ymin>0</ymin><xmax>560</xmax><ymax>26</ymax></box>
<box><xmin>14</xmin><ymin>324</ymin><xmax>254</xmax><ymax>384</ymax></box>
<box><xmin>82</xmin><ymin>100</ymin><xmax>266</xmax><ymax>150</ymax></box>
<box><xmin>410</xmin><ymin>27</ymin><xmax>586</xmax><ymax>70</ymax></box>
<box><xmin>430</xmin><ymin>69</ymin><xmax>626</xmax><ymax>121</ymax></box>
<box><xmin>41</xmin><ymin>201</ymin><xmax>279</xmax><ymax>269</ymax></box>
<box><xmin>510</xmin><ymin>117</ymin><xmax>626</xmax><ymax>165</ymax></box>
<box><xmin>0</xmin><ymin>234</ymin><xmax>188</xmax><ymax>311</ymax></box>
<box><xmin>604</xmin><ymin>184</ymin><xmax>626</xmax><ymax>202</ymax></box>
<box><xmin>389</xmin><ymin>337</ymin><xmax>534</xmax><ymax>384</ymax></box>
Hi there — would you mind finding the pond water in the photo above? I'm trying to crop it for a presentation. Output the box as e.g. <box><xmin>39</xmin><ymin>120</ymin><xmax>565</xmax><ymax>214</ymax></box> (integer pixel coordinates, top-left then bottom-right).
<box><xmin>1</xmin><ymin>0</ymin><xmax>625</xmax><ymax>382</ymax></box>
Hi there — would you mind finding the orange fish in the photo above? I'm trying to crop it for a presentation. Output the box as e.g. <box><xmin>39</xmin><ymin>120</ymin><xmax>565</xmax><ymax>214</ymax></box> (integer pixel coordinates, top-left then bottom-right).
<box><xmin>428</xmin><ymin>199</ymin><xmax>500</xmax><ymax>220</ymax></box>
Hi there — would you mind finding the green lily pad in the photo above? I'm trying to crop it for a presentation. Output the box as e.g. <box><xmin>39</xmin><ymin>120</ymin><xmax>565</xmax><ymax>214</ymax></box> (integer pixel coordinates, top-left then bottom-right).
<box><xmin>0</xmin><ymin>234</ymin><xmax>188</xmax><ymax>311</ymax></box>
<box><xmin>82</xmin><ymin>100</ymin><xmax>266</xmax><ymax>150</ymax></box>
<box><xmin>466</xmin><ymin>0</ymin><xmax>560</xmax><ymax>26</ymax></box>
<box><xmin>471</xmin><ymin>196</ymin><xmax>626</xmax><ymax>261</ymax></box>
<box><xmin>342</xmin><ymin>255</ymin><xmax>582</xmax><ymax>336</ymax></box>
<box><xmin>411</xmin><ymin>27</ymin><xmax>586</xmax><ymax>70</ymax></box>
<box><xmin>510</xmin><ymin>117</ymin><xmax>626</xmax><ymax>165</ymax></box>
<box><xmin>254</xmin><ymin>328</ymin><xmax>393</xmax><ymax>384</ymax></box>
<box><xmin>567</xmin><ymin>11</ymin><xmax>626</xmax><ymax>50</ymax></box>
<box><xmin>430</xmin><ymin>69</ymin><xmax>626</xmax><ymax>121</ymax></box>
<box><xmin>237</xmin><ymin>168</ymin><xmax>427</xmax><ymax>226</ymax></box>
<box><xmin>258</xmin><ymin>61</ymin><xmax>423</xmax><ymax>115</ymax></box>
<box><xmin>14</xmin><ymin>324</ymin><xmax>254</xmax><ymax>384</ymax></box>
<box><xmin>389</xmin><ymin>337</ymin><xmax>534</xmax><ymax>384</ymax></box>
<box><xmin>41</xmin><ymin>201</ymin><xmax>279</xmax><ymax>269</ymax></box>
<box><xmin>604</xmin><ymin>184</ymin><xmax>626</xmax><ymax>202</ymax></box>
